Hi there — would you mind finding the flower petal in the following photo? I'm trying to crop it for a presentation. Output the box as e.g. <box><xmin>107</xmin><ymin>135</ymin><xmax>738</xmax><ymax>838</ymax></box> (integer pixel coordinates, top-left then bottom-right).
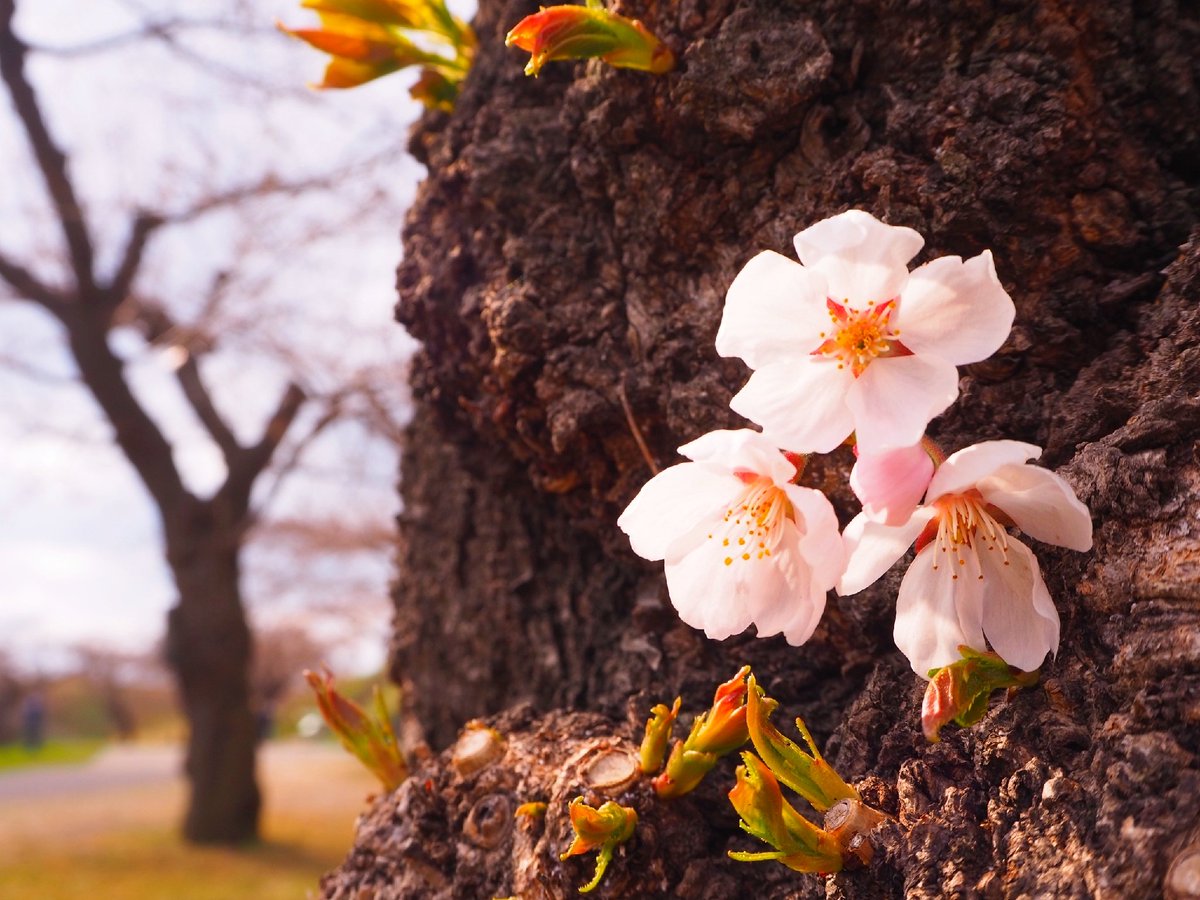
<box><xmin>664</xmin><ymin>537</ymin><xmax>758</xmax><ymax>641</ymax></box>
<box><xmin>837</xmin><ymin>507</ymin><xmax>935</xmax><ymax>595</ymax></box>
<box><xmin>846</xmin><ymin>355</ymin><xmax>959</xmax><ymax>452</ymax></box>
<box><xmin>850</xmin><ymin>444</ymin><xmax>935</xmax><ymax>526</ymax></box>
<box><xmin>978</xmin><ymin>464</ymin><xmax>1093</xmax><ymax>552</ymax></box>
<box><xmin>617</xmin><ymin>462</ymin><xmax>740</xmax><ymax>561</ymax></box>
<box><xmin>678</xmin><ymin>428</ymin><xmax>796</xmax><ymax>487</ymax></box>
<box><xmin>715</xmin><ymin>251</ymin><xmax>830</xmax><ymax>368</ymax></box>
<box><xmin>978</xmin><ymin>538</ymin><xmax>1059</xmax><ymax>671</ymax></box>
<box><xmin>894</xmin><ymin>545</ymin><xmax>986</xmax><ymax>678</ymax></box>
<box><xmin>741</xmin><ymin>519</ymin><xmax>827</xmax><ymax>646</ymax></box>
<box><xmin>926</xmin><ymin>440</ymin><xmax>1042</xmax><ymax>503</ymax></box>
<box><xmin>793</xmin><ymin>210</ymin><xmax>923</xmax><ymax>307</ymax></box>
<box><xmin>784</xmin><ymin>484</ymin><xmax>847</xmax><ymax>597</ymax></box>
<box><xmin>729</xmin><ymin>358</ymin><xmax>855</xmax><ymax>454</ymax></box>
<box><xmin>897</xmin><ymin>251</ymin><xmax>1015</xmax><ymax>365</ymax></box>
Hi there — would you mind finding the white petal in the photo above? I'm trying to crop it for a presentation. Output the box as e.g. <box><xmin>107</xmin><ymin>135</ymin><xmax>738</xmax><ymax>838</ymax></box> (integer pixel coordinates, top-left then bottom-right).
<box><xmin>837</xmin><ymin>507</ymin><xmax>935</xmax><ymax>595</ymax></box>
<box><xmin>978</xmin><ymin>538</ymin><xmax>1059</xmax><ymax>671</ymax></box>
<box><xmin>793</xmin><ymin>210</ymin><xmax>924</xmax><ymax>306</ymax></box>
<box><xmin>664</xmin><ymin>541</ymin><xmax>759</xmax><ymax>641</ymax></box>
<box><xmin>784</xmin><ymin>484</ymin><xmax>847</xmax><ymax>596</ymax></box>
<box><xmin>897</xmin><ymin>252</ymin><xmax>1016</xmax><ymax>365</ymax></box>
<box><xmin>846</xmin><ymin>355</ymin><xmax>959</xmax><ymax>452</ymax></box>
<box><xmin>978</xmin><ymin>464</ymin><xmax>1093</xmax><ymax>552</ymax></box>
<box><xmin>894</xmin><ymin>545</ymin><xmax>986</xmax><ymax>678</ymax></box>
<box><xmin>926</xmin><ymin>440</ymin><xmax>1042</xmax><ymax>503</ymax></box>
<box><xmin>715</xmin><ymin>251</ymin><xmax>830</xmax><ymax>368</ymax></box>
<box><xmin>678</xmin><ymin>428</ymin><xmax>796</xmax><ymax>486</ymax></box>
<box><xmin>850</xmin><ymin>444</ymin><xmax>935</xmax><ymax>526</ymax></box>
<box><xmin>617</xmin><ymin>463</ymin><xmax>740</xmax><ymax>561</ymax></box>
<box><xmin>729</xmin><ymin>358</ymin><xmax>855</xmax><ymax>453</ymax></box>
<box><xmin>742</xmin><ymin>519</ymin><xmax>826</xmax><ymax>646</ymax></box>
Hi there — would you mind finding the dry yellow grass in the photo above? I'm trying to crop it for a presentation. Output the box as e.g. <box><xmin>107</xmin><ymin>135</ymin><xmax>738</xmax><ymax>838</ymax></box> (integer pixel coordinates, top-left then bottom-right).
<box><xmin>0</xmin><ymin>741</ymin><xmax>379</xmax><ymax>899</ymax></box>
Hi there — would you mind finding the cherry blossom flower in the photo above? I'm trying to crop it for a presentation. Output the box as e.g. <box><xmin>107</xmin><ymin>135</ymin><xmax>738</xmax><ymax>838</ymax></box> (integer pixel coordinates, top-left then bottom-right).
<box><xmin>715</xmin><ymin>210</ymin><xmax>1016</xmax><ymax>453</ymax></box>
<box><xmin>617</xmin><ymin>429</ymin><xmax>844</xmax><ymax>646</ymax></box>
<box><xmin>837</xmin><ymin>440</ymin><xmax>1093</xmax><ymax>676</ymax></box>
<box><xmin>850</xmin><ymin>442</ymin><xmax>935</xmax><ymax>527</ymax></box>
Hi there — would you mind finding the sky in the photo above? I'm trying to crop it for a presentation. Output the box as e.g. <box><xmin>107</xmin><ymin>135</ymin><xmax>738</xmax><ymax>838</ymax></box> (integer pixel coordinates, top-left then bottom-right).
<box><xmin>0</xmin><ymin>0</ymin><xmax>475</xmax><ymax>675</ymax></box>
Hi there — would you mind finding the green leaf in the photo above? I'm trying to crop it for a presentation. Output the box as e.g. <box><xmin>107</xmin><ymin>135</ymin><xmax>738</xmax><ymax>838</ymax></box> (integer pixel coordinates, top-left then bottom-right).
<box><xmin>744</xmin><ymin>675</ymin><xmax>858</xmax><ymax>813</ymax></box>
<box><xmin>922</xmin><ymin>646</ymin><xmax>1040</xmax><ymax>743</ymax></box>
<box><xmin>727</xmin><ymin>752</ymin><xmax>844</xmax><ymax>874</ymax></box>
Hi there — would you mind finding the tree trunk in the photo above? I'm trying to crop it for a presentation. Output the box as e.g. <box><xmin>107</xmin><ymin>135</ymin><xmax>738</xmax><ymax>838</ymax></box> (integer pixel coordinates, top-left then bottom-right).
<box><xmin>165</xmin><ymin>509</ymin><xmax>260</xmax><ymax>845</ymax></box>
<box><xmin>329</xmin><ymin>0</ymin><xmax>1200</xmax><ymax>896</ymax></box>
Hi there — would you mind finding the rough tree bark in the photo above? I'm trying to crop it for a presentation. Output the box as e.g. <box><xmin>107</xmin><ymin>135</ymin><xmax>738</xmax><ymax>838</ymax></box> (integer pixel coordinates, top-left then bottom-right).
<box><xmin>325</xmin><ymin>0</ymin><xmax>1200</xmax><ymax>896</ymax></box>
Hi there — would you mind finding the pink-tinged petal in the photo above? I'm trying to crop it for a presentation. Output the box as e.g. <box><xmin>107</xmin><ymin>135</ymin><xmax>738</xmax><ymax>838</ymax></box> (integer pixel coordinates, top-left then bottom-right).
<box><xmin>618</xmin><ymin>463</ymin><xmax>740</xmax><ymax>561</ymax></box>
<box><xmin>741</xmin><ymin>519</ymin><xmax>827</xmax><ymax>646</ymax></box>
<box><xmin>793</xmin><ymin>210</ymin><xmax>923</xmax><ymax>307</ymax></box>
<box><xmin>926</xmin><ymin>440</ymin><xmax>1042</xmax><ymax>503</ymax></box>
<box><xmin>729</xmin><ymin>359</ymin><xmax>855</xmax><ymax>454</ymax></box>
<box><xmin>896</xmin><ymin>251</ymin><xmax>1015</xmax><ymax>365</ymax></box>
<box><xmin>837</xmin><ymin>508</ymin><xmax>935</xmax><ymax>596</ymax></box>
<box><xmin>894</xmin><ymin>546</ymin><xmax>986</xmax><ymax>678</ymax></box>
<box><xmin>978</xmin><ymin>538</ymin><xmax>1060</xmax><ymax>671</ymax></box>
<box><xmin>715</xmin><ymin>251</ymin><xmax>830</xmax><ymax>368</ymax></box>
<box><xmin>678</xmin><ymin>428</ymin><xmax>796</xmax><ymax>487</ymax></box>
<box><xmin>850</xmin><ymin>444</ymin><xmax>935</xmax><ymax>526</ymax></box>
<box><xmin>663</xmin><ymin>540</ymin><xmax>757</xmax><ymax>641</ymax></box>
<box><xmin>977</xmin><ymin>463</ymin><xmax>1093</xmax><ymax>552</ymax></box>
<box><xmin>783</xmin><ymin>484</ymin><xmax>847</xmax><ymax>596</ymax></box>
<box><xmin>846</xmin><ymin>355</ymin><xmax>959</xmax><ymax>452</ymax></box>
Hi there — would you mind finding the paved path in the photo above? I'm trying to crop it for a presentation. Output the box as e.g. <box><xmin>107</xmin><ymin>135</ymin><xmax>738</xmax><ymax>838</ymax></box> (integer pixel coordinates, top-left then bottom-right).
<box><xmin>0</xmin><ymin>743</ymin><xmax>180</xmax><ymax>802</ymax></box>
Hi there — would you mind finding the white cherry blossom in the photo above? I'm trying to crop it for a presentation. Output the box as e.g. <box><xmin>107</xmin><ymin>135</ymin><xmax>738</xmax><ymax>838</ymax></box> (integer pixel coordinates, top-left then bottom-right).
<box><xmin>837</xmin><ymin>440</ymin><xmax>1093</xmax><ymax>676</ymax></box>
<box><xmin>716</xmin><ymin>210</ymin><xmax>1015</xmax><ymax>453</ymax></box>
<box><xmin>617</xmin><ymin>429</ymin><xmax>845</xmax><ymax>646</ymax></box>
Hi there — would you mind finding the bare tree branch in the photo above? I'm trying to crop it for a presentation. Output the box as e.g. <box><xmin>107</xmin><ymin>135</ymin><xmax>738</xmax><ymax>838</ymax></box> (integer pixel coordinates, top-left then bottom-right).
<box><xmin>0</xmin><ymin>247</ymin><xmax>69</xmax><ymax>313</ymax></box>
<box><xmin>25</xmin><ymin>17</ymin><xmax>277</xmax><ymax>58</ymax></box>
<box><xmin>0</xmin><ymin>349</ymin><xmax>74</xmax><ymax>385</ymax></box>
<box><xmin>160</xmin><ymin>162</ymin><xmax>394</xmax><ymax>226</ymax></box>
<box><xmin>60</xmin><ymin>304</ymin><xmax>188</xmax><ymax>514</ymax></box>
<box><xmin>0</xmin><ymin>0</ymin><xmax>96</xmax><ymax>294</ymax></box>
<box><xmin>221</xmin><ymin>382</ymin><xmax>307</xmax><ymax>522</ymax></box>
<box><xmin>104</xmin><ymin>212</ymin><xmax>163</xmax><ymax>308</ymax></box>
<box><xmin>177</xmin><ymin>353</ymin><xmax>242</xmax><ymax>460</ymax></box>
<box><xmin>127</xmin><ymin>299</ymin><xmax>242</xmax><ymax>462</ymax></box>
<box><xmin>248</xmin><ymin>394</ymin><xmax>346</xmax><ymax>525</ymax></box>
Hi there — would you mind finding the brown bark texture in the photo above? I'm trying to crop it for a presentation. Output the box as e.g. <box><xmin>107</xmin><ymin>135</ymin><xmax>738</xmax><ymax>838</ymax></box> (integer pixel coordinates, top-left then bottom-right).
<box><xmin>165</xmin><ymin>507</ymin><xmax>261</xmax><ymax>844</ymax></box>
<box><xmin>327</xmin><ymin>0</ymin><xmax>1200</xmax><ymax>896</ymax></box>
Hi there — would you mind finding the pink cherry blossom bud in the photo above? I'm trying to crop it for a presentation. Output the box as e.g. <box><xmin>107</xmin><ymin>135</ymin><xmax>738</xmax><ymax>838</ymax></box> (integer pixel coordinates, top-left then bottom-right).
<box><xmin>850</xmin><ymin>443</ymin><xmax>935</xmax><ymax>526</ymax></box>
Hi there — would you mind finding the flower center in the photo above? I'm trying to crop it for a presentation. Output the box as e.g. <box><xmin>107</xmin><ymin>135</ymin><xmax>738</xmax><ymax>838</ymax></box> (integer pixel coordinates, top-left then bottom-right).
<box><xmin>707</xmin><ymin>476</ymin><xmax>794</xmax><ymax>567</ymax></box>
<box><xmin>812</xmin><ymin>298</ymin><xmax>906</xmax><ymax>377</ymax></box>
<box><xmin>920</xmin><ymin>490</ymin><xmax>1011</xmax><ymax>581</ymax></box>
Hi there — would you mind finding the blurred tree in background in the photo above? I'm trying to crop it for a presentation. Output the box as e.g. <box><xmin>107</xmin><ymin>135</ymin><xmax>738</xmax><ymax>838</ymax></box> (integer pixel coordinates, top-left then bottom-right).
<box><xmin>0</xmin><ymin>0</ymin><xmax>416</xmax><ymax>843</ymax></box>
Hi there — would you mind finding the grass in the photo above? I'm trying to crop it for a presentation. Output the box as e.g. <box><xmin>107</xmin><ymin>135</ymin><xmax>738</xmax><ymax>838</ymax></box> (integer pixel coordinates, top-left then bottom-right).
<box><xmin>0</xmin><ymin>741</ymin><xmax>377</xmax><ymax>900</ymax></box>
<box><xmin>0</xmin><ymin>828</ymin><xmax>343</xmax><ymax>900</ymax></box>
<box><xmin>0</xmin><ymin>739</ymin><xmax>103</xmax><ymax>771</ymax></box>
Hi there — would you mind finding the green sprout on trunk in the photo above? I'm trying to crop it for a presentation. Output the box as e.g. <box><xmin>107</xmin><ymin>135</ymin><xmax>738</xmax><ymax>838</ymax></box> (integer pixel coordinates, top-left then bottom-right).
<box><xmin>922</xmin><ymin>646</ymin><xmax>1040</xmax><ymax>742</ymax></box>
<box><xmin>729</xmin><ymin>674</ymin><xmax>888</xmax><ymax>876</ymax></box>
<box><xmin>728</xmin><ymin>752</ymin><xmax>846</xmax><ymax>875</ymax></box>
<box><xmin>744</xmin><ymin>674</ymin><xmax>858</xmax><ymax>813</ymax></box>
<box><xmin>505</xmin><ymin>0</ymin><xmax>674</xmax><ymax>77</ymax></box>
<box><xmin>651</xmin><ymin>666</ymin><xmax>751</xmax><ymax>798</ymax></box>
<box><xmin>304</xmin><ymin>668</ymin><xmax>408</xmax><ymax>791</ymax></box>
<box><xmin>638</xmin><ymin>696</ymin><xmax>680</xmax><ymax>775</ymax></box>
<box><xmin>280</xmin><ymin>0</ymin><xmax>475</xmax><ymax>109</ymax></box>
<box><xmin>559</xmin><ymin>797</ymin><xmax>638</xmax><ymax>893</ymax></box>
